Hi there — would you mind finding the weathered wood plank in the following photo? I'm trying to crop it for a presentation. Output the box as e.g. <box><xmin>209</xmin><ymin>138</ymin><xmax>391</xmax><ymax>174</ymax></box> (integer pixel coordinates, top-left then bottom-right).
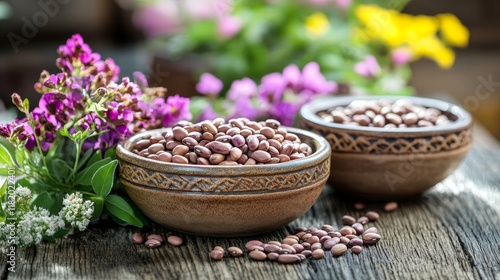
<box><xmin>1</xmin><ymin>127</ymin><xmax>499</xmax><ymax>280</ymax></box>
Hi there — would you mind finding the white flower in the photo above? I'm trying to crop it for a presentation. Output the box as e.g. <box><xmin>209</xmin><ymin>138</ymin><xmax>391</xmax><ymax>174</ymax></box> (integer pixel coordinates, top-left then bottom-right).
<box><xmin>15</xmin><ymin>186</ymin><xmax>32</xmax><ymax>198</ymax></box>
<box><xmin>16</xmin><ymin>206</ymin><xmax>65</xmax><ymax>246</ymax></box>
<box><xmin>59</xmin><ymin>192</ymin><xmax>94</xmax><ymax>231</ymax></box>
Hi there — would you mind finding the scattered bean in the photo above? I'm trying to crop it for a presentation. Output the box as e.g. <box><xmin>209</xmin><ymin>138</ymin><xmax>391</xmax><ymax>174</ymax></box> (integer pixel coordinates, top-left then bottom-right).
<box><xmin>167</xmin><ymin>235</ymin><xmax>183</xmax><ymax>246</ymax></box>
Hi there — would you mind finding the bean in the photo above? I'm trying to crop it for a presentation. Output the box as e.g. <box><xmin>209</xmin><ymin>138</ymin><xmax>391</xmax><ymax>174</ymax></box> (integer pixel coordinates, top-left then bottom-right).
<box><xmin>364</xmin><ymin>227</ymin><xmax>378</xmax><ymax>234</ymax></box>
<box><xmin>132</xmin><ymin>233</ymin><xmax>144</xmax><ymax>244</ymax></box>
<box><xmin>172</xmin><ymin>145</ymin><xmax>189</xmax><ymax>156</ymax></box>
<box><xmin>232</xmin><ymin>135</ymin><xmax>246</xmax><ymax>147</ymax></box>
<box><xmin>312</xmin><ymin>249</ymin><xmax>325</xmax><ymax>259</ymax></box>
<box><xmin>201</xmin><ymin>120</ymin><xmax>218</xmax><ymax>134</ymax></box>
<box><xmin>210</xmin><ymin>141</ymin><xmax>232</xmax><ymax>155</ymax></box>
<box><xmin>135</xmin><ymin>139</ymin><xmax>150</xmax><ymax>151</ymax></box>
<box><xmin>301</xmin><ymin>250</ymin><xmax>312</xmax><ymax>258</ymax></box>
<box><xmin>351</xmin><ymin>245</ymin><xmax>363</xmax><ymax>254</ymax></box>
<box><xmin>357</xmin><ymin>216</ymin><xmax>369</xmax><ymax>225</ymax></box>
<box><xmin>172</xmin><ymin>127</ymin><xmax>189</xmax><ymax>141</ymax></box>
<box><xmin>267</xmin><ymin>252</ymin><xmax>279</xmax><ymax>261</ymax></box>
<box><xmin>145</xmin><ymin>239</ymin><xmax>161</xmax><ymax>248</ymax></box>
<box><xmin>249</xmin><ymin>250</ymin><xmax>267</xmax><ymax>261</ymax></box>
<box><xmin>172</xmin><ymin>155</ymin><xmax>189</xmax><ymax>164</ymax></box>
<box><xmin>331</xmin><ymin>244</ymin><xmax>348</xmax><ymax>257</ymax></box>
<box><xmin>194</xmin><ymin>145</ymin><xmax>212</xmax><ymax>158</ymax></box>
<box><xmin>366</xmin><ymin>211</ymin><xmax>380</xmax><ymax>221</ymax></box>
<box><xmin>147</xmin><ymin>234</ymin><xmax>163</xmax><ymax>243</ymax></box>
<box><xmin>167</xmin><ymin>235</ymin><xmax>183</xmax><ymax>246</ymax></box>
<box><xmin>362</xmin><ymin>233</ymin><xmax>381</xmax><ymax>245</ymax></box>
<box><xmin>352</xmin><ymin>223</ymin><xmax>364</xmax><ymax>235</ymax></box>
<box><xmin>384</xmin><ymin>202</ymin><xmax>398</xmax><ymax>212</ymax></box>
<box><xmin>148</xmin><ymin>143</ymin><xmax>165</xmax><ymax>154</ymax></box>
<box><xmin>341</xmin><ymin>215</ymin><xmax>356</xmax><ymax>226</ymax></box>
<box><xmin>349</xmin><ymin>238</ymin><xmax>364</xmax><ymax>247</ymax></box>
<box><xmin>278</xmin><ymin>254</ymin><xmax>301</xmax><ymax>264</ymax></box>
<box><xmin>251</xmin><ymin>150</ymin><xmax>271</xmax><ymax>163</ymax></box>
<box><xmin>210</xmin><ymin>249</ymin><xmax>224</xmax><ymax>260</ymax></box>
<box><xmin>323</xmin><ymin>237</ymin><xmax>339</xmax><ymax>250</ymax></box>
<box><xmin>227</xmin><ymin>246</ymin><xmax>243</xmax><ymax>257</ymax></box>
<box><xmin>245</xmin><ymin>240</ymin><xmax>264</xmax><ymax>251</ymax></box>
<box><xmin>230</xmin><ymin>147</ymin><xmax>242</xmax><ymax>161</ymax></box>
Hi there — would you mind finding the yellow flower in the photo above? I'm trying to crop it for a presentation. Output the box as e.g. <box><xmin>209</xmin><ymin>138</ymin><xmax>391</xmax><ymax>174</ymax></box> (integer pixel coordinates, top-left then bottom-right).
<box><xmin>305</xmin><ymin>12</ymin><xmax>330</xmax><ymax>38</ymax></box>
<box><xmin>409</xmin><ymin>36</ymin><xmax>455</xmax><ymax>69</ymax></box>
<box><xmin>355</xmin><ymin>5</ymin><xmax>399</xmax><ymax>46</ymax></box>
<box><xmin>438</xmin><ymin>13</ymin><xmax>469</xmax><ymax>47</ymax></box>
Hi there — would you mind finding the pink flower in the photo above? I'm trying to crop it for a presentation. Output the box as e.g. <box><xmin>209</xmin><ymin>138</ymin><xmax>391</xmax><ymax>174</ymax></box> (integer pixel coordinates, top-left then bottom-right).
<box><xmin>335</xmin><ymin>0</ymin><xmax>352</xmax><ymax>10</ymax></box>
<box><xmin>227</xmin><ymin>78</ymin><xmax>257</xmax><ymax>101</ymax></box>
<box><xmin>217</xmin><ymin>16</ymin><xmax>242</xmax><ymax>39</ymax></box>
<box><xmin>391</xmin><ymin>48</ymin><xmax>412</xmax><ymax>66</ymax></box>
<box><xmin>354</xmin><ymin>55</ymin><xmax>381</xmax><ymax>78</ymax></box>
<box><xmin>196</xmin><ymin>73</ymin><xmax>223</xmax><ymax>95</ymax></box>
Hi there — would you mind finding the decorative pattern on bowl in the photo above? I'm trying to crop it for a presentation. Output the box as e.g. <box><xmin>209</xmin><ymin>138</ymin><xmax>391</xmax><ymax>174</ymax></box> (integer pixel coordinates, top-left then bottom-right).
<box><xmin>298</xmin><ymin>122</ymin><xmax>472</xmax><ymax>154</ymax></box>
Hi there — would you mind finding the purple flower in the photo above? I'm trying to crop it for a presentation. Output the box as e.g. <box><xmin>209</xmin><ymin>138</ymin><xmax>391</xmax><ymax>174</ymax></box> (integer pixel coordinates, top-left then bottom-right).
<box><xmin>196</xmin><ymin>73</ymin><xmax>223</xmax><ymax>96</ymax></box>
<box><xmin>163</xmin><ymin>95</ymin><xmax>192</xmax><ymax>126</ymax></box>
<box><xmin>227</xmin><ymin>78</ymin><xmax>257</xmax><ymax>101</ymax></box>
<box><xmin>301</xmin><ymin>62</ymin><xmax>337</xmax><ymax>94</ymax></box>
<box><xmin>283</xmin><ymin>64</ymin><xmax>302</xmax><ymax>92</ymax></box>
<box><xmin>354</xmin><ymin>55</ymin><xmax>381</xmax><ymax>78</ymax></box>
<box><xmin>196</xmin><ymin>107</ymin><xmax>219</xmax><ymax>122</ymax></box>
<box><xmin>133</xmin><ymin>72</ymin><xmax>149</xmax><ymax>88</ymax></box>
<box><xmin>228</xmin><ymin>99</ymin><xmax>263</xmax><ymax>121</ymax></box>
<box><xmin>217</xmin><ymin>16</ymin><xmax>242</xmax><ymax>39</ymax></box>
<box><xmin>269</xmin><ymin>102</ymin><xmax>298</xmax><ymax>127</ymax></box>
<box><xmin>259</xmin><ymin>73</ymin><xmax>287</xmax><ymax>103</ymax></box>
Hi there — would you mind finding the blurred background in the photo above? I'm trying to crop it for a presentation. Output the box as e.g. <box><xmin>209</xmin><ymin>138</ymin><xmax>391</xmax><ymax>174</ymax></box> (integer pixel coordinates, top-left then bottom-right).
<box><xmin>0</xmin><ymin>0</ymin><xmax>499</xmax><ymax>139</ymax></box>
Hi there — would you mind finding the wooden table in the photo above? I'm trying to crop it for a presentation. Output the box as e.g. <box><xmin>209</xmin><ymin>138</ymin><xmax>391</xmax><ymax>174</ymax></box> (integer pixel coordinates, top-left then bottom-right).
<box><xmin>2</xmin><ymin>126</ymin><xmax>500</xmax><ymax>280</ymax></box>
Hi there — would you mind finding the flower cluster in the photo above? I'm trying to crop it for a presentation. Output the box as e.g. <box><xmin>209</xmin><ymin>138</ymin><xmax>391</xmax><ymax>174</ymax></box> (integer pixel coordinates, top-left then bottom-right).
<box><xmin>355</xmin><ymin>5</ymin><xmax>469</xmax><ymax>69</ymax></box>
<box><xmin>0</xmin><ymin>34</ymin><xmax>193</xmax><ymax>247</ymax></box>
<box><xmin>130</xmin><ymin>0</ymin><xmax>468</xmax><ymax>96</ymax></box>
<box><xmin>0</xmin><ymin>34</ymin><xmax>191</xmax><ymax>152</ymax></box>
<box><xmin>59</xmin><ymin>193</ymin><xmax>94</xmax><ymax>231</ymax></box>
<box><xmin>195</xmin><ymin>62</ymin><xmax>338</xmax><ymax>126</ymax></box>
<box><xmin>0</xmin><ymin>187</ymin><xmax>94</xmax><ymax>247</ymax></box>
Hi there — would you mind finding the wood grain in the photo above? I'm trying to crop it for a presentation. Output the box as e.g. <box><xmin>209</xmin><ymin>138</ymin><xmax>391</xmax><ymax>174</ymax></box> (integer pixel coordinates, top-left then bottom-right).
<box><xmin>2</xmin><ymin>127</ymin><xmax>500</xmax><ymax>280</ymax></box>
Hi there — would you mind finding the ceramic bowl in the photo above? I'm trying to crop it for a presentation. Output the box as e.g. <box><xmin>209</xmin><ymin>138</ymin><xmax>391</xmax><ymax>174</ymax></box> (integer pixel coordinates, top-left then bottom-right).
<box><xmin>116</xmin><ymin>127</ymin><xmax>331</xmax><ymax>237</ymax></box>
<box><xmin>298</xmin><ymin>96</ymin><xmax>473</xmax><ymax>200</ymax></box>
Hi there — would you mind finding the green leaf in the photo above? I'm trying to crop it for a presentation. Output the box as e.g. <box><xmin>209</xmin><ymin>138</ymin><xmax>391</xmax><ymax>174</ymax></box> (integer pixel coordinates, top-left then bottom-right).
<box><xmin>104</xmin><ymin>146</ymin><xmax>116</xmax><ymax>160</ymax></box>
<box><xmin>76</xmin><ymin>148</ymin><xmax>94</xmax><ymax>171</ymax></box>
<box><xmin>91</xmin><ymin>160</ymin><xmax>118</xmax><ymax>197</ymax></box>
<box><xmin>0</xmin><ymin>178</ymin><xmax>6</xmax><ymax>198</ymax></box>
<box><xmin>31</xmin><ymin>191</ymin><xmax>55</xmax><ymax>210</ymax></box>
<box><xmin>90</xmin><ymin>196</ymin><xmax>104</xmax><ymax>221</ymax></box>
<box><xmin>87</xmin><ymin>150</ymin><xmax>102</xmax><ymax>167</ymax></box>
<box><xmin>104</xmin><ymin>195</ymin><xmax>143</xmax><ymax>227</ymax></box>
<box><xmin>53</xmin><ymin>228</ymin><xmax>71</xmax><ymax>238</ymax></box>
<box><xmin>74</xmin><ymin>157</ymin><xmax>111</xmax><ymax>186</ymax></box>
<box><xmin>0</xmin><ymin>141</ymin><xmax>14</xmax><ymax>166</ymax></box>
<box><xmin>48</xmin><ymin>159</ymin><xmax>73</xmax><ymax>182</ymax></box>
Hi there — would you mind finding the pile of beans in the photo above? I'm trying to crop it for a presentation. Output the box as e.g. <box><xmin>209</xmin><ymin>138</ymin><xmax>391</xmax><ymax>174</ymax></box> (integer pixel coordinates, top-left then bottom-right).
<box><xmin>132</xmin><ymin>208</ymin><xmax>392</xmax><ymax>263</ymax></box>
<box><xmin>209</xmin><ymin>210</ymin><xmax>383</xmax><ymax>264</ymax></box>
<box><xmin>132</xmin><ymin>118</ymin><xmax>313</xmax><ymax>165</ymax></box>
<box><xmin>317</xmin><ymin>99</ymin><xmax>453</xmax><ymax>128</ymax></box>
<box><xmin>132</xmin><ymin>233</ymin><xmax>183</xmax><ymax>248</ymax></box>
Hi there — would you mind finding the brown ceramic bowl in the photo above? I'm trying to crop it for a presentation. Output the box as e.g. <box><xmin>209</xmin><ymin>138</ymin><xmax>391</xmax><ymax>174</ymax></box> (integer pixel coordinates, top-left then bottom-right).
<box><xmin>298</xmin><ymin>96</ymin><xmax>473</xmax><ymax>200</ymax></box>
<box><xmin>116</xmin><ymin>127</ymin><xmax>330</xmax><ymax>237</ymax></box>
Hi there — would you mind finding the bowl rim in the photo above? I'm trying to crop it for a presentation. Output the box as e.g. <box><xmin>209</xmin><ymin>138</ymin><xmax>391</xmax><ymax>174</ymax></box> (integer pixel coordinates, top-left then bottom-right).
<box><xmin>116</xmin><ymin>126</ymin><xmax>331</xmax><ymax>176</ymax></box>
<box><xmin>299</xmin><ymin>95</ymin><xmax>472</xmax><ymax>134</ymax></box>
